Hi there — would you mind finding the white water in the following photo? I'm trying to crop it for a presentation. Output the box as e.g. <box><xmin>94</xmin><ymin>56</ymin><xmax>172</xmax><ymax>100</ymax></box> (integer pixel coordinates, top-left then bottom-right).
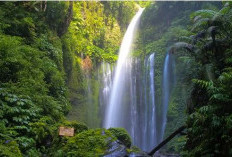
<box><xmin>160</xmin><ymin>53</ymin><xmax>175</xmax><ymax>142</ymax></box>
<box><xmin>104</xmin><ymin>8</ymin><xmax>144</xmax><ymax>128</ymax></box>
<box><xmin>142</xmin><ymin>53</ymin><xmax>157</xmax><ymax>151</ymax></box>
<box><xmin>148</xmin><ymin>53</ymin><xmax>157</xmax><ymax>149</ymax></box>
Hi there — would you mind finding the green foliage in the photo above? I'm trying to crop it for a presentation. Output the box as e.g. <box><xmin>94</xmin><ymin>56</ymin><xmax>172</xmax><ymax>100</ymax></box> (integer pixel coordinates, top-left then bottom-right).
<box><xmin>108</xmin><ymin>128</ymin><xmax>132</xmax><ymax>148</ymax></box>
<box><xmin>0</xmin><ymin>141</ymin><xmax>22</xmax><ymax>157</ymax></box>
<box><xmin>0</xmin><ymin>33</ymin><xmax>70</xmax><ymax>118</ymax></box>
<box><xmin>0</xmin><ymin>88</ymin><xmax>40</xmax><ymax>129</ymax></box>
<box><xmin>171</xmin><ymin>2</ymin><xmax>232</xmax><ymax>156</ymax></box>
<box><xmin>0</xmin><ymin>89</ymin><xmax>42</xmax><ymax>153</ymax></box>
<box><xmin>62</xmin><ymin>1</ymin><xmax>136</xmax><ymax>63</ymax></box>
<box><xmin>29</xmin><ymin>116</ymin><xmax>56</xmax><ymax>145</ymax></box>
<box><xmin>137</xmin><ymin>1</ymin><xmax>223</xmax><ymax>154</ymax></box>
<box><xmin>0</xmin><ymin>1</ymin><xmax>149</xmax><ymax>156</ymax></box>
<box><xmin>190</xmin><ymin>9</ymin><xmax>218</xmax><ymax>20</ymax></box>
<box><xmin>45</xmin><ymin>2</ymin><xmax>69</xmax><ymax>31</ymax></box>
<box><xmin>0</xmin><ymin>2</ymin><xmax>74</xmax><ymax>155</ymax></box>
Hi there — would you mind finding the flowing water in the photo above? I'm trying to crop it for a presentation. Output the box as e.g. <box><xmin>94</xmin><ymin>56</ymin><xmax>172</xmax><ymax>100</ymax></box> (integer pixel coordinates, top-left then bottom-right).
<box><xmin>143</xmin><ymin>53</ymin><xmax>157</xmax><ymax>151</ymax></box>
<box><xmin>160</xmin><ymin>53</ymin><xmax>175</xmax><ymax>142</ymax></box>
<box><xmin>102</xmin><ymin>8</ymin><xmax>161</xmax><ymax>151</ymax></box>
<box><xmin>104</xmin><ymin>8</ymin><xmax>144</xmax><ymax>128</ymax></box>
<box><xmin>99</xmin><ymin>62</ymin><xmax>113</xmax><ymax>125</ymax></box>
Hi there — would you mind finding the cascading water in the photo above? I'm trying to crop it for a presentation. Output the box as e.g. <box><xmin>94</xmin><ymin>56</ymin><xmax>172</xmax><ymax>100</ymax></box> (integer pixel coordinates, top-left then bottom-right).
<box><xmin>82</xmin><ymin>62</ymin><xmax>114</xmax><ymax>128</ymax></box>
<box><xmin>99</xmin><ymin>62</ymin><xmax>113</xmax><ymax>125</ymax></box>
<box><xmin>142</xmin><ymin>53</ymin><xmax>157</xmax><ymax>151</ymax></box>
<box><xmin>100</xmin><ymin>7</ymin><xmax>176</xmax><ymax>151</ymax></box>
<box><xmin>102</xmin><ymin>8</ymin><xmax>163</xmax><ymax>151</ymax></box>
<box><xmin>85</xmin><ymin>52</ymin><xmax>175</xmax><ymax>151</ymax></box>
<box><xmin>104</xmin><ymin>8</ymin><xmax>144</xmax><ymax>128</ymax></box>
<box><xmin>160</xmin><ymin>52</ymin><xmax>175</xmax><ymax>142</ymax></box>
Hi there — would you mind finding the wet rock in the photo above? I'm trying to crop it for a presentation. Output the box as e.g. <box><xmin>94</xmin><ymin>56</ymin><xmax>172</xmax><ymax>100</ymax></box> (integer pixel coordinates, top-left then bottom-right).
<box><xmin>104</xmin><ymin>140</ymin><xmax>151</xmax><ymax>157</ymax></box>
<box><xmin>104</xmin><ymin>140</ymin><xmax>127</xmax><ymax>157</ymax></box>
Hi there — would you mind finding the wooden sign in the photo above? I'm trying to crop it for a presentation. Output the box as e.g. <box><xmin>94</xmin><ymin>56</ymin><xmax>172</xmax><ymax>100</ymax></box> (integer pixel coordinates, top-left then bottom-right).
<box><xmin>59</xmin><ymin>127</ymin><xmax>74</xmax><ymax>137</ymax></box>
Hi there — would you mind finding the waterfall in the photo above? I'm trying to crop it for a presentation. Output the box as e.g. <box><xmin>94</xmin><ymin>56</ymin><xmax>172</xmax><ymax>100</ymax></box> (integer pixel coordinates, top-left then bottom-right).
<box><xmin>104</xmin><ymin>8</ymin><xmax>144</xmax><ymax>128</ymax></box>
<box><xmin>142</xmin><ymin>53</ymin><xmax>157</xmax><ymax>151</ymax></box>
<box><xmin>101</xmin><ymin>7</ymin><xmax>175</xmax><ymax>151</ymax></box>
<box><xmin>99</xmin><ymin>62</ymin><xmax>113</xmax><ymax>125</ymax></box>
<box><xmin>160</xmin><ymin>53</ymin><xmax>175</xmax><ymax>142</ymax></box>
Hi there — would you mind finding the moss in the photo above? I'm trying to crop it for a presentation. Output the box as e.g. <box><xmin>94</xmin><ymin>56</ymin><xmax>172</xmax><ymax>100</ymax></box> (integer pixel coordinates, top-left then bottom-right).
<box><xmin>127</xmin><ymin>146</ymin><xmax>141</xmax><ymax>154</ymax></box>
<box><xmin>61</xmin><ymin>128</ymin><xmax>116</xmax><ymax>157</ymax></box>
<box><xmin>108</xmin><ymin>128</ymin><xmax>132</xmax><ymax>148</ymax></box>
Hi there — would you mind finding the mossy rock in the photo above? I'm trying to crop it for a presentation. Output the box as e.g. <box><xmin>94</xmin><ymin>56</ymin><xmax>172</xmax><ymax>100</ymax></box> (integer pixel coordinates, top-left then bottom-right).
<box><xmin>61</xmin><ymin>128</ymin><xmax>116</xmax><ymax>157</ymax></box>
<box><xmin>108</xmin><ymin>128</ymin><xmax>132</xmax><ymax>148</ymax></box>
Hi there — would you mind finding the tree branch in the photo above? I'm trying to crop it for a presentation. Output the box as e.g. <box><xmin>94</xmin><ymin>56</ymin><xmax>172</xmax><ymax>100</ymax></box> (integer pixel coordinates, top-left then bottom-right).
<box><xmin>148</xmin><ymin>125</ymin><xmax>186</xmax><ymax>156</ymax></box>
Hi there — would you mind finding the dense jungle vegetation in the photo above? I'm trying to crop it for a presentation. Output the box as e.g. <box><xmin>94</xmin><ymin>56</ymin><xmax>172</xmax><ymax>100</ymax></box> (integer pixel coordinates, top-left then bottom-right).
<box><xmin>0</xmin><ymin>1</ymin><xmax>232</xmax><ymax>156</ymax></box>
<box><xmin>0</xmin><ymin>1</ymin><xmax>139</xmax><ymax>156</ymax></box>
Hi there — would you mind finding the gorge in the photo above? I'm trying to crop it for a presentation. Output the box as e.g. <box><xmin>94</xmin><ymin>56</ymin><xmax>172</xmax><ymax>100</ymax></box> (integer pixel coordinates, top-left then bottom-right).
<box><xmin>1</xmin><ymin>1</ymin><xmax>231</xmax><ymax>156</ymax></box>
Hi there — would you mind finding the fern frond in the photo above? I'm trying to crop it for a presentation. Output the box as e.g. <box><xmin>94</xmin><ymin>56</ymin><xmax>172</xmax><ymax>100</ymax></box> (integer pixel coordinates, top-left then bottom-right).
<box><xmin>210</xmin><ymin>93</ymin><xmax>231</xmax><ymax>102</ymax></box>
<box><xmin>191</xmin><ymin>18</ymin><xmax>209</xmax><ymax>31</ymax></box>
<box><xmin>192</xmin><ymin>79</ymin><xmax>213</xmax><ymax>89</ymax></box>
<box><xmin>219</xmin><ymin>72</ymin><xmax>232</xmax><ymax>82</ymax></box>
<box><xmin>198</xmin><ymin>105</ymin><xmax>212</xmax><ymax>114</ymax></box>
<box><xmin>190</xmin><ymin>10</ymin><xmax>217</xmax><ymax>20</ymax></box>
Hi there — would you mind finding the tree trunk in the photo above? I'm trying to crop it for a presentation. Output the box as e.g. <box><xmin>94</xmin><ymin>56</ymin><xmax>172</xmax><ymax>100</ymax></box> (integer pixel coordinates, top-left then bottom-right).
<box><xmin>148</xmin><ymin>125</ymin><xmax>186</xmax><ymax>156</ymax></box>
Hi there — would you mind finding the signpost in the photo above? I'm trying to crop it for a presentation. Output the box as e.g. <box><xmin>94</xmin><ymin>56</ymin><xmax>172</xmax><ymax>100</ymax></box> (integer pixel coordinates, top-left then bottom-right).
<box><xmin>59</xmin><ymin>127</ymin><xmax>74</xmax><ymax>137</ymax></box>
